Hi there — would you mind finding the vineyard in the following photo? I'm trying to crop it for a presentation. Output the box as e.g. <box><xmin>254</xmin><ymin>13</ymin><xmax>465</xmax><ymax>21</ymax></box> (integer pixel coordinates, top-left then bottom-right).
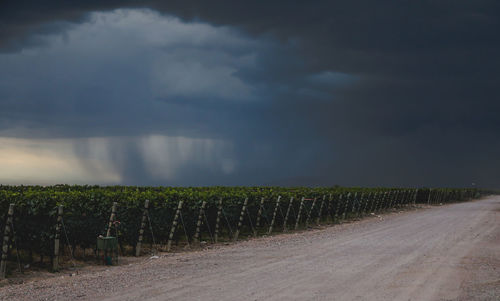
<box><xmin>0</xmin><ymin>185</ymin><xmax>478</xmax><ymax>278</ymax></box>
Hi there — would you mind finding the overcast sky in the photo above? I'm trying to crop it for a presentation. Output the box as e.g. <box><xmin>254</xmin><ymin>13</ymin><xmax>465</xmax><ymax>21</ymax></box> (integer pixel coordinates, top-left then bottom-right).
<box><xmin>0</xmin><ymin>1</ymin><xmax>499</xmax><ymax>187</ymax></box>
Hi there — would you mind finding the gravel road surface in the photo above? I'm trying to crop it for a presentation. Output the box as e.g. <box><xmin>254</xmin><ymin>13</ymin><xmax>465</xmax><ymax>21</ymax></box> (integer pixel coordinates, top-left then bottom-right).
<box><xmin>1</xmin><ymin>196</ymin><xmax>498</xmax><ymax>301</ymax></box>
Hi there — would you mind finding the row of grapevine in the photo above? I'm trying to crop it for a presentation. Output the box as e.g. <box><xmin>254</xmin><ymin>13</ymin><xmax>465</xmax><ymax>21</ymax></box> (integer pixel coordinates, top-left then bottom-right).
<box><xmin>0</xmin><ymin>186</ymin><xmax>478</xmax><ymax>277</ymax></box>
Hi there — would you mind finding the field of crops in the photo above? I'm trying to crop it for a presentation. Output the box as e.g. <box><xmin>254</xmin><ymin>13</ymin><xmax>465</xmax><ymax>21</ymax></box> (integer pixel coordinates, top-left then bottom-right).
<box><xmin>0</xmin><ymin>185</ymin><xmax>477</xmax><ymax>277</ymax></box>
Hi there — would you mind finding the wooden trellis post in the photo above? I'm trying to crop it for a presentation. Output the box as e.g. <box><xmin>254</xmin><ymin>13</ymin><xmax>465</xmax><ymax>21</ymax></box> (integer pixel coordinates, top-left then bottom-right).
<box><xmin>382</xmin><ymin>191</ymin><xmax>389</xmax><ymax>211</ymax></box>
<box><xmin>377</xmin><ymin>192</ymin><xmax>385</xmax><ymax>213</ymax></box>
<box><xmin>364</xmin><ymin>192</ymin><xmax>371</xmax><ymax>213</ymax></box>
<box><xmin>268</xmin><ymin>196</ymin><xmax>281</xmax><ymax>234</ymax></box>
<box><xmin>376</xmin><ymin>192</ymin><xmax>382</xmax><ymax>212</ymax></box>
<box><xmin>316</xmin><ymin>195</ymin><xmax>326</xmax><ymax>225</ymax></box>
<box><xmin>383</xmin><ymin>191</ymin><xmax>390</xmax><ymax>210</ymax></box>
<box><xmin>294</xmin><ymin>197</ymin><xmax>305</xmax><ymax>230</ymax></box>
<box><xmin>53</xmin><ymin>205</ymin><xmax>64</xmax><ymax>271</ymax></box>
<box><xmin>413</xmin><ymin>189</ymin><xmax>419</xmax><ymax>207</ymax></box>
<box><xmin>375</xmin><ymin>192</ymin><xmax>380</xmax><ymax>212</ymax></box>
<box><xmin>1</xmin><ymin>204</ymin><xmax>15</xmax><ymax>279</ymax></box>
<box><xmin>389</xmin><ymin>190</ymin><xmax>398</xmax><ymax>210</ymax></box>
<box><xmin>350</xmin><ymin>192</ymin><xmax>358</xmax><ymax>216</ymax></box>
<box><xmin>106</xmin><ymin>202</ymin><xmax>118</xmax><ymax>237</ymax></box>
<box><xmin>357</xmin><ymin>193</ymin><xmax>365</xmax><ymax>218</ymax></box>
<box><xmin>254</xmin><ymin>197</ymin><xmax>265</xmax><ymax>236</ymax></box>
<box><xmin>366</xmin><ymin>192</ymin><xmax>375</xmax><ymax>214</ymax></box>
<box><xmin>234</xmin><ymin>198</ymin><xmax>248</xmax><ymax>241</ymax></box>
<box><xmin>376</xmin><ymin>192</ymin><xmax>383</xmax><ymax>213</ymax></box>
<box><xmin>375</xmin><ymin>192</ymin><xmax>382</xmax><ymax>212</ymax></box>
<box><xmin>375</xmin><ymin>192</ymin><xmax>381</xmax><ymax>212</ymax></box>
<box><xmin>342</xmin><ymin>193</ymin><xmax>351</xmax><ymax>220</ymax></box>
<box><xmin>135</xmin><ymin>199</ymin><xmax>150</xmax><ymax>256</ymax></box>
<box><xmin>305</xmin><ymin>197</ymin><xmax>317</xmax><ymax>228</ymax></box>
<box><xmin>364</xmin><ymin>192</ymin><xmax>372</xmax><ymax>214</ymax></box>
<box><xmin>368</xmin><ymin>192</ymin><xmax>374</xmax><ymax>213</ymax></box>
<box><xmin>325</xmin><ymin>194</ymin><xmax>333</xmax><ymax>222</ymax></box>
<box><xmin>394</xmin><ymin>190</ymin><xmax>400</xmax><ymax>208</ymax></box>
<box><xmin>334</xmin><ymin>193</ymin><xmax>343</xmax><ymax>222</ymax></box>
<box><xmin>378</xmin><ymin>191</ymin><xmax>389</xmax><ymax>212</ymax></box>
<box><xmin>193</xmin><ymin>200</ymin><xmax>207</xmax><ymax>244</ymax></box>
<box><xmin>389</xmin><ymin>191</ymin><xmax>397</xmax><ymax>209</ymax></box>
<box><xmin>214</xmin><ymin>198</ymin><xmax>223</xmax><ymax>243</ymax></box>
<box><xmin>362</xmin><ymin>192</ymin><xmax>369</xmax><ymax>213</ymax></box>
<box><xmin>167</xmin><ymin>200</ymin><xmax>183</xmax><ymax>252</ymax></box>
<box><xmin>383</xmin><ymin>191</ymin><xmax>389</xmax><ymax>210</ymax></box>
<box><xmin>390</xmin><ymin>191</ymin><xmax>396</xmax><ymax>208</ymax></box>
<box><xmin>385</xmin><ymin>191</ymin><xmax>391</xmax><ymax>209</ymax></box>
<box><xmin>283</xmin><ymin>197</ymin><xmax>294</xmax><ymax>232</ymax></box>
<box><xmin>388</xmin><ymin>191</ymin><xmax>394</xmax><ymax>210</ymax></box>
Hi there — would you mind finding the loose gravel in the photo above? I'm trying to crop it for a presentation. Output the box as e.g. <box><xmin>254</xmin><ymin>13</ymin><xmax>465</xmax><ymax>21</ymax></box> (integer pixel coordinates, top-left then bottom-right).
<box><xmin>0</xmin><ymin>197</ymin><xmax>498</xmax><ymax>301</ymax></box>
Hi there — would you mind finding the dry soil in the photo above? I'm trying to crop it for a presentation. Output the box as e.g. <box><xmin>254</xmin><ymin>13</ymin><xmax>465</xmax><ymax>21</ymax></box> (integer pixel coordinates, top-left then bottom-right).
<box><xmin>1</xmin><ymin>196</ymin><xmax>498</xmax><ymax>301</ymax></box>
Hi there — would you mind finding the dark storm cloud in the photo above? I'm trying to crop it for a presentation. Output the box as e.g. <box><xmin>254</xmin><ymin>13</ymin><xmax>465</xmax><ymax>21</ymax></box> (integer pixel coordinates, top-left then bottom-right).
<box><xmin>1</xmin><ymin>1</ymin><xmax>499</xmax><ymax>187</ymax></box>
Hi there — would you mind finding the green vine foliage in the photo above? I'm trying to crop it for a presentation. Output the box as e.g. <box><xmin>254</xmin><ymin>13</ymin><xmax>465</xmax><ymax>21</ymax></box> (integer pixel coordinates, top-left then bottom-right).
<box><xmin>0</xmin><ymin>185</ymin><xmax>477</xmax><ymax>267</ymax></box>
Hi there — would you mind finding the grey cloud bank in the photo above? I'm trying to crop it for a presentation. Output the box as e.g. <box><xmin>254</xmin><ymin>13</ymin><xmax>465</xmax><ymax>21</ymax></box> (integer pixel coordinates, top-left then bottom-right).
<box><xmin>0</xmin><ymin>1</ymin><xmax>499</xmax><ymax>188</ymax></box>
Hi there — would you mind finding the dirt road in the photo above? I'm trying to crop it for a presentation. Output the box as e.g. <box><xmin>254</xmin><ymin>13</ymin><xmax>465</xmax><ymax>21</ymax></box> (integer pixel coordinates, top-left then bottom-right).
<box><xmin>1</xmin><ymin>196</ymin><xmax>498</xmax><ymax>301</ymax></box>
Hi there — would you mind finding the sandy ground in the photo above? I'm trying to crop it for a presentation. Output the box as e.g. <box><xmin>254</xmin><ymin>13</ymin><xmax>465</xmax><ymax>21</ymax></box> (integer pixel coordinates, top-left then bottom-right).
<box><xmin>0</xmin><ymin>196</ymin><xmax>498</xmax><ymax>301</ymax></box>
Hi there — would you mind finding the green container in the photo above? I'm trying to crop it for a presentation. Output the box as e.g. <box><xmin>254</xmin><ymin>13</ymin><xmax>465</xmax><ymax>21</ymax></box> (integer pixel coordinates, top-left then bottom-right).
<box><xmin>105</xmin><ymin>256</ymin><xmax>113</xmax><ymax>265</ymax></box>
<box><xmin>97</xmin><ymin>236</ymin><xmax>118</xmax><ymax>251</ymax></box>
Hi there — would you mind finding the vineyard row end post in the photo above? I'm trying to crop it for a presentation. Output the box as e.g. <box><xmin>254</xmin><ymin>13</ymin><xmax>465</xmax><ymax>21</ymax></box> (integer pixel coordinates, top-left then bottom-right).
<box><xmin>106</xmin><ymin>202</ymin><xmax>118</xmax><ymax>237</ymax></box>
<box><xmin>0</xmin><ymin>204</ymin><xmax>15</xmax><ymax>279</ymax></box>
<box><xmin>53</xmin><ymin>205</ymin><xmax>64</xmax><ymax>271</ymax></box>
<box><xmin>135</xmin><ymin>199</ymin><xmax>150</xmax><ymax>257</ymax></box>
